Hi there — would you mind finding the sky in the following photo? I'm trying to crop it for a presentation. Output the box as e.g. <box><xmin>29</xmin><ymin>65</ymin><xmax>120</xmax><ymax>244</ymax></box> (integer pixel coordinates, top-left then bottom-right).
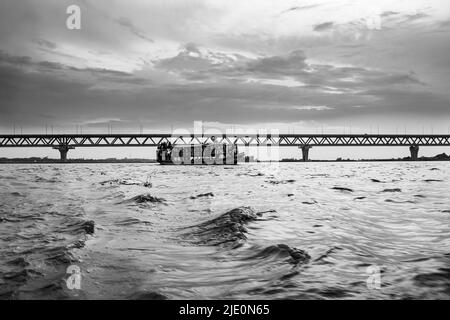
<box><xmin>0</xmin><ymin>0</ymin><xmax>450</xmax><ymax>159</ymax></box>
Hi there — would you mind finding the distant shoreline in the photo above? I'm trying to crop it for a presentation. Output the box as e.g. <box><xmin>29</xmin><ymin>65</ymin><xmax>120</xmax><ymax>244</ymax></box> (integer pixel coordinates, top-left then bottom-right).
<box><xmin>279</xmin><ymin>159</ymin><xmax>450</xmax><ymax>162</ymax></box>
<box><xmin>0</xmin><ymin>158</ymin><xmax>157</xmax><ymax>164</ymax></box>
<box><xmin>1</xmin><ymin>156</ymin><xmax>450</xmax><ymax>164</ymax></box>
<box><xmin>280</xmin><ymin>152</ymin><xmax>450</xmax><ymax>163</ymax></box>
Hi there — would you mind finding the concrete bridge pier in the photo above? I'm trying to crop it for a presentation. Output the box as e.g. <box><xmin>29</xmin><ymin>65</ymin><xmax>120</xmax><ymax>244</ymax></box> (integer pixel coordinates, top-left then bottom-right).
<box><xmin>53</xmin><ymin>144</ymin><xmax>75</xmax><ymax>162</ymax></box>
<box><xmin>409</xmin><ymin>145</ymin><xmax>419</xmax><ymax>160</ymax></box>
<box><xmin>300</xmin><ymin>145</ymin><xmax>312</xmax><ymax>162</ymax></box>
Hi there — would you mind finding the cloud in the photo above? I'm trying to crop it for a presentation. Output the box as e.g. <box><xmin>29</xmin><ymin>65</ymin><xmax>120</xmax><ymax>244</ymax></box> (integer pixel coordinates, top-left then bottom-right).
<box><xmin>0</xmin><ymin>51</ymin><xmax>32</xmax><ymax>66</ymax></box>
<box><xmin>155</xmin><ymin>47</ymin><xmax>309</xmax><ymax>81</ymax></box>
<box><xmin>281</xmin><ymin>4</ymin><xmax>322</xmax><ymax>14</ymax></box>
<box><xmin>154</xmin><ymin>46</ymin><xmax>424</xmax><ymax>94</ymax></box>
<box><xmin>439</xmin><ymin>20</ymin><xmax>450</xmax><ymax>28</ymax></box>
<box><xmin>32</xmin><ymin>38</ymin><xmax>57</xmax><ymax>49</ymax></box>
<box><xmin>2</xmin><ymin>43</ymin><xmax>446</xmax><ymax>132</ymax></box>
<box><xmin>244</xmin><ymin>50</ymin><xmax>308</xmax><ymax>76</ymax></box>
<box><xmin>313</xmin><ymin>22</ymin><xmax>334</xmax><ymax>32</ymax></box>
<box><xmin>405</xmin><ymin>12</ymin><xmax>429</xmax><ymax>22</ymax></box>
<box><xmin>115</xmin><ymin>17</ymin><xmax>154</xmax><ymax>43</ymax></box>
<box><xmin>380</xmin><ymin>11</ymin><xmax>399</xmax><ymax>17</ymax></box>
<box><xmin>0</xmin><ymin>50</ymin><xmax>150</xmax><ymax>97</ymax></box>
<box><xmin>155</xmin><ymin>43</ymin><xmax>217</xmax><ymax>72</ymax></box>
<box><xmin>81</xmin><ymin>117</ymin><xmax>124</xmax><ymax>126</ymax></box>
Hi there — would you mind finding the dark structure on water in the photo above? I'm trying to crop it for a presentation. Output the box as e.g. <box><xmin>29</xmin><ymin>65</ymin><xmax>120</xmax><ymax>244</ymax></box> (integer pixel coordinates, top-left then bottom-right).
<box><xmin>157</xmin><ymin>141</ymin><xmax>238</xmax><ymax>165</ymax></box>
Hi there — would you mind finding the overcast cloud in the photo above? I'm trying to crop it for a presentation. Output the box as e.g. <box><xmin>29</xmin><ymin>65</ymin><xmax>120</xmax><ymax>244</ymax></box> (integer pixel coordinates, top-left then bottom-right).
<box><xmin>0</xmin><ymin>0</ymin><xmax>450</xmax><ymax>134</ymax></box>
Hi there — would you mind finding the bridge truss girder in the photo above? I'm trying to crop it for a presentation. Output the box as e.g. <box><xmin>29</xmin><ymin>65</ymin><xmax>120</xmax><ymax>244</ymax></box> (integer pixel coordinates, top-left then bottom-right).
<box><xmin>1</xmin><ymin>134</ymin><xmax>450</xmax><ymax>148</ymax></box>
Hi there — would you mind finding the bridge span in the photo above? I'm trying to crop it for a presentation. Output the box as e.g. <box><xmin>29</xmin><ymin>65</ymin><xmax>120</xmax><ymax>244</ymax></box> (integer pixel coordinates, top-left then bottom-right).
<box><xmin>1</xmin><ymin>134</ymin><xmax>450</xmax><ymax>162</ymax></box>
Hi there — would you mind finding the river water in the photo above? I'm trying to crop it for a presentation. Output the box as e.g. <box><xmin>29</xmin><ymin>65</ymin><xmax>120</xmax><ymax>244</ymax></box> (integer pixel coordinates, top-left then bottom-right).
<box><xmin>0</xmin><ymin>162</ymin><xmax>449</xmax><ymax>299</ymax></box>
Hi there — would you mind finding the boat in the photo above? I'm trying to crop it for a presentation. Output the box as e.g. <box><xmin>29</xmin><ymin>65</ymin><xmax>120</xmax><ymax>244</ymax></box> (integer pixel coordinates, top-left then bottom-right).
<box><xmin>157</xmin><ymin>142</ymin><xmax>238</xmax><ymax>165</ymax></box>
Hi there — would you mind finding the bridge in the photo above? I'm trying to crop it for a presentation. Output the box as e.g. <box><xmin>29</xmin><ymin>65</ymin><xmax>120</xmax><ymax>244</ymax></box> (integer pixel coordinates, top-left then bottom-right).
<box><xmin>1</xmin><ymin>133</ymin><xmax>450</xmax><ymax>162</ymax></box>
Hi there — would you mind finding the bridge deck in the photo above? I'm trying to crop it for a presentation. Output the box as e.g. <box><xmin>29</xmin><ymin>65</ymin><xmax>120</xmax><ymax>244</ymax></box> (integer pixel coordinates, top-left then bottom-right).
<box><xmin>1</xmin><ymin>134</ymin><xmax>450</xmax><ymax>147</ymax></box>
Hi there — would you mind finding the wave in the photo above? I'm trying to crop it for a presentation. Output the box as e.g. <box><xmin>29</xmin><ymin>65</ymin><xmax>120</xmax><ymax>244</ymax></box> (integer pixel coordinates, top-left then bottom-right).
<box><xmin>115</xmin><ymin>218</ymin><xmax>152</xmax><ymax>226</ymax></box>
<box><xmin>128</xmin><ymin>291</ymin><xmax>168</xmax><ymax>300</ymax></box>
<box><xmin>305</xmin><ymin>286</ymin><xmax>353</xmax><ymax>299</ymax></box>
<box><xmin>382</xmin><ymin>188</ymin><xmax>402</xmax><ymax>193</ymax></box>
<box><xmin>332</xmin><ymin>187</ymin><xmax>354</xmax><ymax>192</ymax></box>
<box><xmin>190</xmin><ymin>192</ymin><xmax>214</xmax><ymax>199</ymax></box>
<box><xmin>0</xmin><ymin>215</ymin><xmax>95</xmax><ymax>299</ymax></box>
<box><xmin>181</xmin><ymin>207</ymin><xmax>264</xmax><ymax>248</ymax></box>
<box><xmin>385</xmin><ymin>199</ymin><xmax>415</xmax><ymax>204</ymax></box>
<box><xmin>100</xmin><ymin>179</ymin><xmax>151</xmax><ymax>188</ymax></box>
<box><xmin>34</xmin><ymin>177</ymin><xmax>61</xmax><ymax>183</ymax></box>
<box><xmin>237</xmin><ymin>172</ymin><xmax>265</xmax><ymax>177</ymax></box>
<box><xmin>266</xmin><ymin>179</ymin><xmax>296</xmax><ymax>185</ymax></box>
<box><xmin>64</xmin><ymin>219</ymin><xmax>95</xmax><ymax>235</ymax></box>
<box><xmin>121</xmin><ymin>194</ymin><xmax>166</xmax><ymax>204</ymax></box>
<box><xmin>414</xmin><ymin>268</ymin><xmax>450</xmax><ymax>293</ymax></box>
<box><xmin>244</xmin><ymin>244</ymin><xmax>310</xmax><ymax>265</ymax></box>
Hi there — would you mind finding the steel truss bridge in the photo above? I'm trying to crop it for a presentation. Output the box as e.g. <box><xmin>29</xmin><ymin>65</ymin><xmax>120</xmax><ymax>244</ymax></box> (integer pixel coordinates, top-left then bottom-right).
<box><xmin>1</xmin><ymin>134</ymin><xmax>450</xmax><ymax>161</ymax></box>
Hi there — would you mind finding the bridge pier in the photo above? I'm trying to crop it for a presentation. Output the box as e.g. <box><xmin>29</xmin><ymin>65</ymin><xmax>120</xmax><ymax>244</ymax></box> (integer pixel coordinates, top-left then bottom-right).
<box><xmin>300</xmin><ymin>145</ymin><xmax>312</xmax><ymax>162</ymax></box>
<box><xmin>52</xmin><ymin>144</ymin><xmax>75</xmax><ymax>162</ymax></box>
<box><xmin>409</xmin><ymin>145</ymin><xmax>419</xmax><ymax>161</ymax></box>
